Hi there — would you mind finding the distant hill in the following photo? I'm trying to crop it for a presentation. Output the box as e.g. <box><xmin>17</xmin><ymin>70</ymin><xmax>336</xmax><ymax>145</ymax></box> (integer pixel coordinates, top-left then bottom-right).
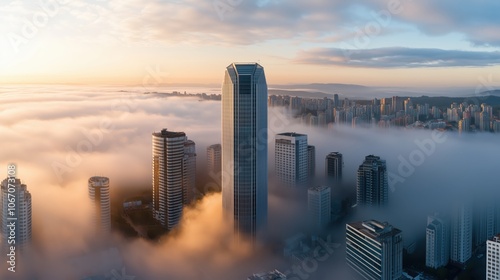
<box><xmin>272</xmin><ymin>83</ymin><xmax>374</xmax><ymax>98</ymax></box>
<box><xmin>268</xmin><ymin>89</ymin><xmax>332</xmax><ymax>98</ymax></box>
<box><xmin>276</xmin><ymin>83</ymin><xmax>370</xmax><ymax>92</ymax></box>
<box><xmin>271</xmin><ymin>83</ymin><xmax>494</xmax><ymax>99</ymax></box>
<box><xmin>408</xmin><ymin>95</ymin><xmax>500</xmax><ymax>107</ymax></box>
<box><xmin>482</xmin><ymin>90</ymin><xmax>500</xmax><ymax>96</ymax></box>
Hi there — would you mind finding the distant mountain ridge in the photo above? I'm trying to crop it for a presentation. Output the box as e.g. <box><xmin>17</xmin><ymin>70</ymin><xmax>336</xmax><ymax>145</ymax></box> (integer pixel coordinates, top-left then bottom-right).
<box><xmin>270</xmin><ymin>83</ymin><xmax>500</xmax><ymax>100</ymax></box>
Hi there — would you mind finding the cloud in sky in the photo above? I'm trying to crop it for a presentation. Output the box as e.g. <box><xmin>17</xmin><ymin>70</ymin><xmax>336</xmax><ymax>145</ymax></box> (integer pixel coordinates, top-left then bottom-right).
<box><xmin>3</xmin><ymin>0</ymin><xmax>500</xmax><ymax>47</ymax></box>
<box><xmin>2</xmin><ymin>0</ymin><xmax>500</xmax><ymax>86</ymax></box>
<box><xmin>101</xmin><ymin>0</ymin><xmax>500</xmax><ymax>47</ymax></box>
<box><xmin>294</xmin><ymin>47</ymin><xmax>500</xmax><ymax>68</ymax></box>
<box><xmin>389</xmin><ymin>0</ymin><xmax>500</xmax><ymax>47</ymax></box>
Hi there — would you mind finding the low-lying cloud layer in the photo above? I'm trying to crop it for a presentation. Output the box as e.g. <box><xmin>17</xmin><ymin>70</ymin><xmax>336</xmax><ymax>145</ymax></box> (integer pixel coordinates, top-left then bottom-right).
<box><xmin>0</xmin><ymin>85</ymin><xmax>499</xmax><ymax>279</ymax></box>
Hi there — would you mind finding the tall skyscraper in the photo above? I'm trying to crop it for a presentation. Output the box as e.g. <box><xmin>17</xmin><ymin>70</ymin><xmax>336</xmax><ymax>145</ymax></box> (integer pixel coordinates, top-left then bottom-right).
<box><xmin>222</xmin><ymin>63</ymin><xmax>268</xmax><ymax>243</ymax></box>
<box><xmin>307</xmin><ymin>145</ymin><xmax>315</xmax><ymax>177</ymax></box>
<box><xmin>426</xmin><ymin>214</ymin><xmax>450</xmax><ymax>269</ymax></box>
<box><xmin>152</xmin><ymin>129</ymin><xmax>196</xmax><ymax>230</ymax></box>
<box><xmin>380</xmin><ymin>98</ymin><xmax>390</xmax><ymax>115</ymax></box>
<box><xmin>88</xmin><ymin>176</ymin><xmax>111</xmax><ymax>234</ymax></box>
<box><xmin>183</xmin><ymin>140</ymin><xmax>197</xmax><ymax>204</ymax></box>
<box><xmin>404</xmin><ymin>98</ymin><xmax>413</xmax><ymax>113</ymax></box>
<box><xmin>392</xmin><ymin>96</ymin><xmax>403</xmax><ymax>114</ymax></box>
<box><xmin>450</xmin><ymin>204</ymin><xmax>473</xmax><ymax>264</ymax></box>
<box><xmin>333</xmin><ymin>94</ymin><xmax>339</xmax><ymax>108</ymax></box>
<box><xmin>480</xmin><ymin>111</ymin><xmax>491</xmax><ymax>132</ymax></box>
<box><xmin>207</xmin><ymin>144</ymin><xmax>222</xmax><ymax>177</ymax></box>
<box><xmin>308</xmin><ymin>185</ymin><xmax>331</xmax><ymax>230</ymax></box>
<box><xmin>1</xmin><ymin>178</ymin><xmax>32</xmax><ymax>251</ymax></box>
<box><xmin>356</xmin><ymin>155</ymin><xmax>388</xmax><ymax>207</ymax></box>
<box><xmin>486</xmin><ymin>234</ymin><xmax>500</xmax><ymax>280</ymax></box>
<box><xmin>346</xmin><ymin>220</ymin><xmax>403</xmax><ymax>280</ymax></box>
<box><xmin>275</xmin><ymin>132</ymin><xmax>308</xmax><ymax>187</ymax></box>
<box><xmin>458</xmin><ymin>118</ymin><xmax>471</xmax><ymax>134</ymax></box>
<box><xmin>325</xmin><ymin>152</ymin><xmax>343</xmax><ymax>185</ymax></box>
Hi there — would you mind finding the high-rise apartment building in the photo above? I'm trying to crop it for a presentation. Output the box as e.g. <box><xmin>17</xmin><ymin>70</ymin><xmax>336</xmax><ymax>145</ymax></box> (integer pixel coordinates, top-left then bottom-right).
<box><xmin>346</xmin><ymin>220</ymin><xmax>403</xmax><ymax>280</ymax></box>
<box><xmin>1</xmin><ymin>178</ymin><xmax>32</xmax><ymax>251</ymax></box>
<box><xmin>307</xmin><ymin>145</ymin><xmax>315</xmax><ymax>177</ymax></box>
<box><xmin>356</xmin><ymin>155</ymin><xmax>388</xmax><ymax>206</ymax></box>
<box><xmin>308</xmin><ymin>186</ymin><xmax>331</xmax><ymax>230</ymax></box>
<box><xmin>275</xmin><ymin>133</ymin><xmax>308</xmax><ymax>187</ymax></box>
<box><xmin>152</xmin><ymin>129</ymin><xmax>196</xmax><ymax>230</ymax></box>
<box><xmin>207</xmin><ymin>144</ymin><xmax>222</xmax><ymax>177</ymax></box>
<box><xmin>392</xmin><ymin>96</ymin><xmax>403</xmax><ymax>114</ymax></box>
<box><xmin>450</xmin><ymin>204</ymin><xmax>473</xmax><ymax>264</ymax></box>
<box><xmin>473</xmin><ymin>203</ymin><xmax>496</xmax><ymax>247</ymax></box>
<box><xmin>486</xmin><ymin>235</ymin><xmax>500</xmax><ymax>280</ymax></box>
<box><xmin>88</xmin><ymin>176</ymin><xmax>111</xmax><ymax>234</ymax></box>
<box><xmin>480</xmin><ymin>111</ymin><xmax>491</xmax><ymax>132</ymax></box>
<box><xmin>325</xmin><ymin>152</ymin><xmax>343</xmax><ymax>185</ymax></box>
<box><xmin>183</xmin><ymin>140</ymin><xmax>197</xmax><ymax>204</ymax></box>
<box><xmin>222</xmin><ymin>63</ymin><xmax>268</xmax><ymax>243</ymax></box>
<box><xmin>426</xmin><ymin>214</ymin><xmax>450</xmax><ymax>269</ymax></box>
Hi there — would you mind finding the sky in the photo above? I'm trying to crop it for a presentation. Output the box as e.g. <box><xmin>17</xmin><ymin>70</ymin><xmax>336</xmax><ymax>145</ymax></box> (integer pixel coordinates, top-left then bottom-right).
<box><xmin>1</xmin><ymin>86</ymin><xmax>499</xmax><ymax>279</ymax></box>
<box><xmin>1</xmin><ymin>0</ymin><xmax>500</xmax><ymax>87</ymax></box>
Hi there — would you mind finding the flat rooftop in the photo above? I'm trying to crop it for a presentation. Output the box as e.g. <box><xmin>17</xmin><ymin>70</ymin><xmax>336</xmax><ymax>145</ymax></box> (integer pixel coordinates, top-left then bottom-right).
<box><xmin>152</xmin><ymin>129</ymin><xmax>186</xmax><ymax>138</ymax></box>
<box><xmin>277</xmin><ymin>132</ymin><xmax>306</xmax><ymax>137</ymax></box>
<box><xmin>308</xmin><ymin>185</ymin><xmax>330</xmax><ymax>192</ymax></box>
<box><xmin>348</xmin><ymin>220</ymin><xmax>401</xmax><ymax>240</ymax></box>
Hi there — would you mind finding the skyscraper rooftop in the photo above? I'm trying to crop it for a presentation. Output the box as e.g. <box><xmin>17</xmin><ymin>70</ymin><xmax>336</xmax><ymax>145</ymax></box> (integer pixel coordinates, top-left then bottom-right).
<box><xmin>152</xmin><ymin>128</ymin><xmax>186</xmax><ymax>138</ymax></box>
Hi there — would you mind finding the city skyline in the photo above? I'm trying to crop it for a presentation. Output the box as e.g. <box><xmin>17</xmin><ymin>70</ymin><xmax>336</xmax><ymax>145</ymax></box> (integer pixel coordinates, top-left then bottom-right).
<box><xmin>1</xmin><ymin>0</ymin><xmax>500</xmax><ymax>276</ymax></box>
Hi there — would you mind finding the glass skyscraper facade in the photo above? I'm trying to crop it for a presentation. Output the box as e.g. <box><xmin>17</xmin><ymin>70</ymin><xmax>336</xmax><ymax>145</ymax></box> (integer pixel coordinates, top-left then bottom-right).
<box><xmin>222</xmin><ymin>63</ymin><xmax>268</xmax><ymax>243</ymax></box>
<box><xmin>356</xmin><ymin>155</ymin><xmax>388</xmax><ymax>207</ymax></box>
<box><xmin>326</xmin><ymin>152</ymin><xmax>343</xmax><ymax>185</ymax></box>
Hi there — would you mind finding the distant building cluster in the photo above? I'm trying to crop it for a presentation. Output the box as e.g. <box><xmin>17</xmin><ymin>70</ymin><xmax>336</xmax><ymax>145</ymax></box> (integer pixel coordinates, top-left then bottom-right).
<box><xmin>145</xmin><ymin>90</ymin><xmax>221</xmax><ymax>101</ymax></box>
<box><xmin>455</xmin><ymin>102</ymin><xmax>500</xmax><ymax>133</ymax></box>
<box><xmin>424</xmin><ymin>202</ymin><xmax>500</xmax><ymax>277</ymax></box>
<box><xmin>269</xmin><ymin>94</ymin><xmax>500</xmax><ymax>132</ymax></box>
